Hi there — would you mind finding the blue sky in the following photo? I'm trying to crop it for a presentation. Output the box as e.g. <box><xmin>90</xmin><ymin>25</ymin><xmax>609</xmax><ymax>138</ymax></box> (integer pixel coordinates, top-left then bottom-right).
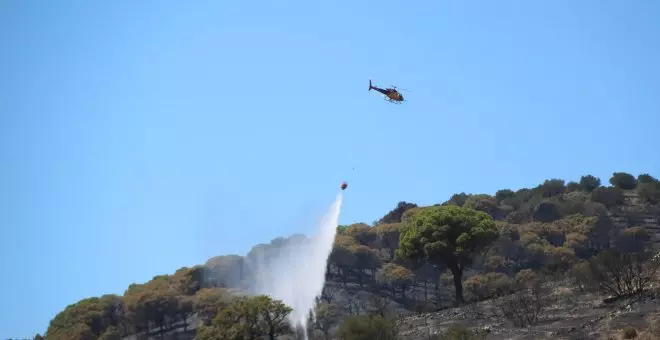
<box><xmin>1</xmin><ymin>0</ymin><xmax>659</xmax><ymax>337</ymax></box>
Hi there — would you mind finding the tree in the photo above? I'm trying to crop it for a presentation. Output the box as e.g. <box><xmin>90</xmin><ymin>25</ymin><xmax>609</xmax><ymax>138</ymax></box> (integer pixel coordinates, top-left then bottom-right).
<box><xmin>565</xmin><ymin>181</ymin><xmax>580</xmax><ymax>193</ymax></box>
<box><xmin>209</xmin><ymin>296</ymin><xmax>263</xmax><ymax>340</ymax></box>
<box><xmin>123</xmin><ymin>276</ymin><xmax>180</xmax><ymax>338</ymax></box>
<box><xmin>579</xmin><ymin>175</ymin><xmax>601</xmax><ymax>192</ymax></box>
<box><xmin>372</xmin><ymin>223</ymin><xmax>404</xmax><ymax>260</ymax></box>
<box><xmin>255</xmin><ymin>296</ymin><xmax>293</xmax><ymax>340</ymax></box>
<box><xmin>320</xmin><ymin>285</ymin><xmax>340</xmax><ymax>304</ymax></box>
<box><xmin>343</xmin><ymin>223</ymin><xmax>376</xmax><ymax>246</ymax></box>
<box><xmin>193</xmin><ymin>287</ymin><xmax>232</xmax><ymax>326</ymax></box>
<box><xmin>351</xmin><ymin>245</ymin><xmax>381</xmax><ymax>285</ymax></box>
<box><xmin>172</xmin><ymin>265</ymin><xmax>206</xmax><ymax>295</ymax></box>
<box><xmin>464</xmin><ymin>194</ymin><xmax>500</xmax><ymax>217</ymax></box>
<box><xmin>205</xmin><ymin>255</ymin><xmax>245</xmax><ymax>288</ymax></box>
<box><xmin>637</xmin><ymin>173</ymin><xmax>658</xmax><ymax>184</ymax></box>
<box><xmin>396</xmin><ymin>205</ymin><xmax>499</xmax><ymax>304</ymax></box>
<box><xmin>177</xmin><ymin>296</ymin><xmax>194</xmax><ymax>332</ymax></box>
<box><xmin>199</xmin><ymin>295</ymin><xmax>292</xmax><ymax>340</ymax></box>
<box><xmin>379</xmin><ymin>201</ymin><xmax>418</xmax><ymax>224</ymax></box>
<box><xmin>376</xmin><ymin>263</ymin><xmax>415</xmax><ymax>298</ymax></box>
<box><xmin>45</xmin><ymin>295</ymin><xmax>125</xmax><ymax>340</ymax></box>
<box><xmin>609</xmin><ymin>172</ymin><xmax>637</xmax><ymax>190</ymax></box>
<box><xmin>329</xmin><ymin>236</ymin><xmax>358</xmax><ymax>287</ymax></box>
<box><xmin>495</xmin><ymin>189</ymin><xmax>516</xmax><ymax>203</ymax></box>
<box><xmin>445</xmin><ymin>192</ymin><xmax>470</xmax><ymax>207</ymax></box>
<box><xmin>313</xmin><ymin>302</ymin><xmax>343</xmax><ymax>340</ymax></box>
<box><xmin>537</xmin><ymin>179</ymin><xmax>566</xmax><ymax>198</ymax></box>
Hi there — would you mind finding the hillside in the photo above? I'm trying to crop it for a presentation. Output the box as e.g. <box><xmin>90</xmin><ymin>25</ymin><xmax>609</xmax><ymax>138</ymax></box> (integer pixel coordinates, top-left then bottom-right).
<box><xmin>39</xmin><ymin>171</ymin><xmax>660</xmax><ymax>340</ymax></box>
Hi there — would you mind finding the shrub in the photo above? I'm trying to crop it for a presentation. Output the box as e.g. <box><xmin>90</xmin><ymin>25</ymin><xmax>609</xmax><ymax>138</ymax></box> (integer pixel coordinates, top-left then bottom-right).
<box><xmin>587</xmin><ymin>249</ymin><xmax>659</xmax><ymax>298</ymax></box>
<box><xmin>515</xmin><ymin>269</ymin><xmax>540</xmax><ymax>289</ymax></box>
<box><xmin>464</xmin><ymin>273</ymin><xmax>514</xmax><ymax>301</ymax></box>
<box><xmin>622</xmin><ymin>326</ymin><xmax>637</xmax><ymax>339</ymax></box>
<box><xmin>637</xmin><ymin>182</ymin><xmax>659</xmax><ymax>204</ymax></box>
<box><xmin>591</xmin><ymin>186</ymin><xmax>624</xmax><ymax>207</ymax></box>
<box><xmin>464</xmin><ymin>194</ymin><xmax>499</xmax><ymax>216</ymax></box>
<box><xmin>533</xmin><ymin>201</ymin><xmax>563</xmax><ymax>222</ymax></box>
<box><xmin>434</xmin><ymin>323</ymin><xmax>487</xmax><ymax>340</ymax></box>
<box><xmin>570</xmin><ymin>261</ymin><xmax>598</xmax><ymax>292</ymax></box>
<box><xmin>498</xmin><ymin>286</ymin><xmax>550</xmax><ymax>328</ymax></box>
<box><xmin>337</xmin><ymin>315</ymin><xmax>397</xmax><ymax>340</ymax></box>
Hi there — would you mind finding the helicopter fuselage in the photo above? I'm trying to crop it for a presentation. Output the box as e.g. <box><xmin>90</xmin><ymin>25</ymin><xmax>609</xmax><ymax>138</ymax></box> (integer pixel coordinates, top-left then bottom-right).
<box><xmin>370</xmin><ymin>85</ymin><xmax>403</xmax><ymax>102</ymax></box>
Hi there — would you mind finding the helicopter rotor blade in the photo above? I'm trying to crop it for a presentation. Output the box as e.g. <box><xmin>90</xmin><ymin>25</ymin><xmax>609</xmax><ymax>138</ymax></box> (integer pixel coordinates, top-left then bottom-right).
<box><xmin>390</xmin><ymin>85</ymin><xmax>411</xmax><ymax>92</ymax></box>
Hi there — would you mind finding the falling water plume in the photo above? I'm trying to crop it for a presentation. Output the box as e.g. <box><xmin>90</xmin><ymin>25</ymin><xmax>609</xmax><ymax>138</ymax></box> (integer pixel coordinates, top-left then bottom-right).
<box><xmin>247</xmin><ymin>192</ymin><xmax>343</xmax><ymax>338</ymax></box>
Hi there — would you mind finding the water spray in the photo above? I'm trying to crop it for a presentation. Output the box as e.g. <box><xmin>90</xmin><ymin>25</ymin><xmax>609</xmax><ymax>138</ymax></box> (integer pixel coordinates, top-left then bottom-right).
<box><xmin>247</xmin><ymin>191</ymin><xmax>344</xmax><ymax>339</ymax></box>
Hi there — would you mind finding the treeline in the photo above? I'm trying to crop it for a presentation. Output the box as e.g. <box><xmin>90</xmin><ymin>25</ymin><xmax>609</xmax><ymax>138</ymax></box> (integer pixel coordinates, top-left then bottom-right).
<box><xmin>40</xmin><ymin>171</ymin><xmax>660</xmax><ymax>339</ymax></box>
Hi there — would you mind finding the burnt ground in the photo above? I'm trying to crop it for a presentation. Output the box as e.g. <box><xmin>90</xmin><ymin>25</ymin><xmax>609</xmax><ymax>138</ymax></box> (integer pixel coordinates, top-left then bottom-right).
<box><xmin>120</xmin><ymin>279</ymin><xmax>660</xmax><ymax>340</ymax></box>
<box><xmin>397</xmin><ymin>280</ymin><xmax>660</xmax><ymax>340</ymax></box>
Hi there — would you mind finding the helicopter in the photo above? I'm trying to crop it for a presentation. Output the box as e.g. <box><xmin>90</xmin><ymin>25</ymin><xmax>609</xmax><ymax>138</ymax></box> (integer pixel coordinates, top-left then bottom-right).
<box><xmin>368</xmin><ymin>79</ymin><xmax>408</xmax><ymax>104</ymax></box>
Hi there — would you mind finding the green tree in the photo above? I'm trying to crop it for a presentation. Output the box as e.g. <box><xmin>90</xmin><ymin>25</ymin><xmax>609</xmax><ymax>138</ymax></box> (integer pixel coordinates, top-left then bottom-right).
<box><xmin>396</xmin><ymin>205</ymin><xmax>499</xmax><ymax>303</ymax></box>
<box><xmin>209</xmin><ymin>296</ymin><xmax>263</xmax><ymax>340</ymax></box>
<box><xmin>193</xmin><ymin>287</ymin><xmax>232</xmax><ymax>326</ymax></box>
<box><xmin>351</xmin><ymin>244</ymin><xmax>381</xmax><ymax>285</ymax></box>
<box><xmin>172</xmin><ymin>265</ymin><xmax>206</xmax><ymax>295</ymax></box>
<box><xmin>123</xmin><ymin>276</ymin><xmax>179</xmax><ymax>337</ymax></box>
<box><xmin>205</xmin><ymin>255</ymin><xmax>245</xmax><ymax>288</ymax></box>
<box><xmin>464</xmin><ymin>194</ymin><xmax>500</xmax><ymax>217</ymax></box>
<box><xmin>537</xmin><ymin>179</ymin><xmax>566</xmax><ymax>198</ymax></box>
<box><xmin>313</xmin><ymin>302</ymin><xmax>343</xmax><ymax>340</ymax></box>
<box><xmin>45</xmin><ymin>294</ymin><xmax>125</xmax><ymax>340</ymax></box>
<box><xmin>445</xmin><ymin>192</ymin><xmax>470</xmax><ymax>207</ymax></box>
<box><xmin>204</xmin><ymin>295</ymin><xmax>292</xmax><ymax>340</ymax></box>
<box><xmin>343</xmin><ymin>223</ymin><xmax>376</xmax><ymax>246</ymax></box>
<box><xmin>379</xmin><ymin>201</ymin><xmax>418</xmax><ymax>224</ymax></box>
<box><xmin>329</xmin><ymin>236</ymin><xmax>358</xmax><ymax>287</ymax></box>
<box><xmin>372</xmin><ymin>223</ymin><xmax>404</xmax><ymax>260</ymax></box>
<box><xmin>637</xmin><ymin>173</ymin><xmax>658</xmax><ymax>184</ymax></box>
<box><xmin>579</xmin><ymin>175</ymin><xmax>601</xmax><ymax>192</ymax></box>
<box><xmin>376</xmin><ymin>263</ymin><xmax>415</xmax><ymax>298</ymax></box>
<box><xmin>609</xmin><ymin>172</ymin><xmax>637</xmax><ymax>190</ymax></box>
<box><xmin>565</xmin><ymin>181</ymin><xmax>580</xmax><ymax>193</ymax></box>
<box><xmin>255</xmin><ymin>295</ymin><xmax>293</xmax><ymax>340</ymax></box>
<box><xmin>495</xmin><ymin>189</ymin><xmax>516</xmax><ymax>203</ymax></box>
<box><xmin>177</xmin><ymin>296</ymin><xmax>194</xmax><ymax>332</ymax></box>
